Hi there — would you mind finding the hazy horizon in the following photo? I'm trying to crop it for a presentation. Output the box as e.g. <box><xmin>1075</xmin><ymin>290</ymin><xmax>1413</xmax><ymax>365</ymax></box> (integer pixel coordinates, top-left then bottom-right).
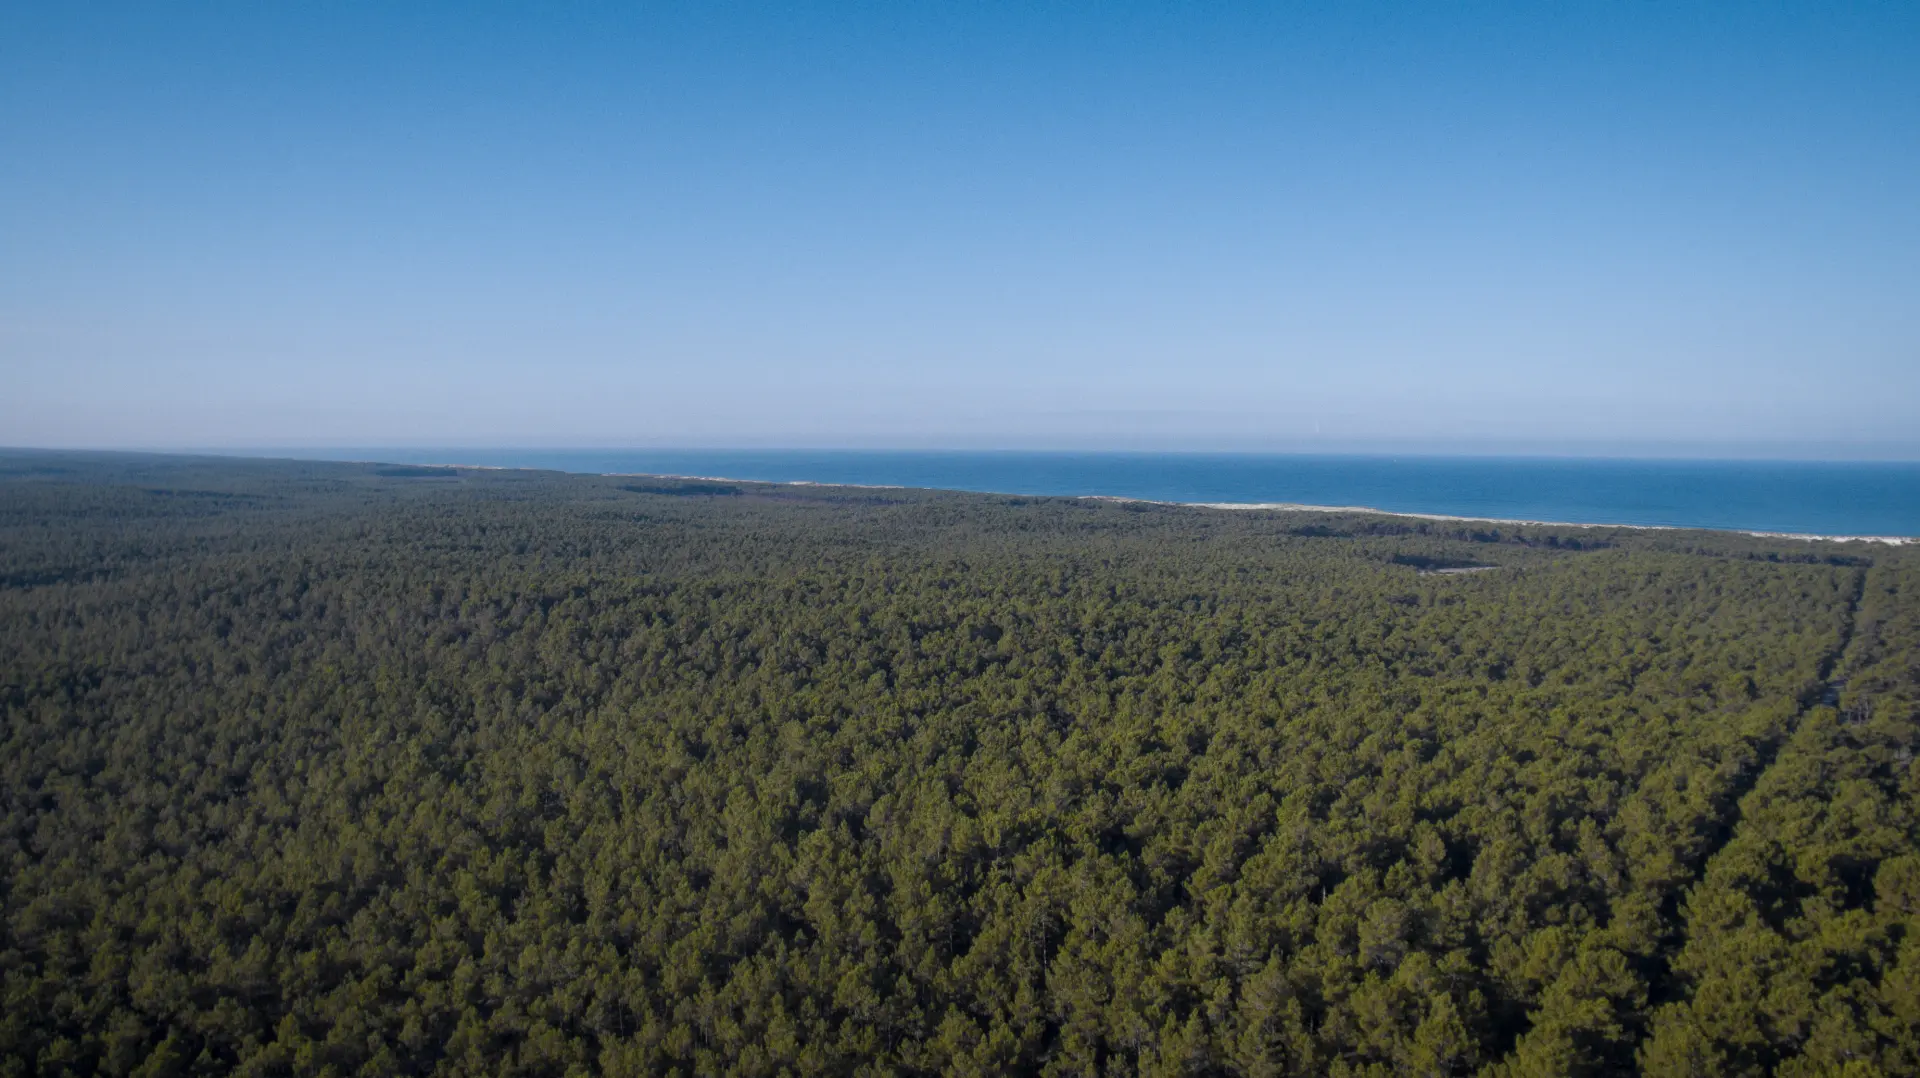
<box><xmin>15</xmin><ymin>441</ymin><xmax>1920</xmax><ymax>466</ymax></box>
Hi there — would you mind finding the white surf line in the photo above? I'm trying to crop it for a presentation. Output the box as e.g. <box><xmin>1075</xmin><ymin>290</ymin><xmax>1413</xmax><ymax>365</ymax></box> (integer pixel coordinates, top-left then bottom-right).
<box><xmin>602</xmin><ymin>471</ymin><xmax>911</xmax><ymax>491</ymax></box>
<box><xmin>1741</xmin><ymin>531</ymin><xmax>1914</xmax><ymax>545</ymax></box>
<box><xmin>438</xmin><ymin>468</ymin><xmax>1912</xmax><ymax>545</ymax></box>
<box><xmin>1174</xmin><ymin>500</ymin><xmax>1914</xmax><ymax>544</ymax></box>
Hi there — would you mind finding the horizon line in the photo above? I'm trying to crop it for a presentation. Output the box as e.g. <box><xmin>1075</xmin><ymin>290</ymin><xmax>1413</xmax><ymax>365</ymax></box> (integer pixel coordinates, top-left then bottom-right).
<box><xmin>18</xmin><ymin>444</ymin><xmax>1920</xmax><ymax>466</ymax></box>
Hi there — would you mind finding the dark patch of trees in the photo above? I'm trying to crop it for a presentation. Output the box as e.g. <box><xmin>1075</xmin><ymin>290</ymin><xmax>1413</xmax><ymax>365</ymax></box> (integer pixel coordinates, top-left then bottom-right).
<box><xmin>1389</xmin><ymin>554</ymin><xmax>1490</xmax><ymax>572</ymax></box>
<box><xmin>619</xmin><ymin>481</ymin><xmax>744</xmax><ymax>497</ymax></box>
<box><xmin>374</xmin><ymin>466</ymin><xmax>463</xmax><ymax>478</ymax></box>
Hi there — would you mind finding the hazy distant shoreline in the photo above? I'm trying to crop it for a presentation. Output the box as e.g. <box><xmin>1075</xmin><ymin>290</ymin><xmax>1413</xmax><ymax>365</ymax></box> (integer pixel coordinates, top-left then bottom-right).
<box><xmin>304</xmin><ymin>454</ymin><xmax>1920</xmax><ymax>543</ymax></box>
<box><xmin>589</xmin><ymin>470</ymin><xmax>1915</xmax><ymax>545</ymax></box>
<box><xmin>1081</xmin><ymin>494</ymin><xmax>1913</xmax><ymax>544</ymax></box>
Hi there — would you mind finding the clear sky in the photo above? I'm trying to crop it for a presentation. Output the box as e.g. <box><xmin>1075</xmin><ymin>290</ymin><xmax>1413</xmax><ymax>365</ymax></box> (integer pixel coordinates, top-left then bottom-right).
<box><xmin>4</xmin><ymin>2</ymin><xmax>1917</xmax><ymax>456</ymax></box>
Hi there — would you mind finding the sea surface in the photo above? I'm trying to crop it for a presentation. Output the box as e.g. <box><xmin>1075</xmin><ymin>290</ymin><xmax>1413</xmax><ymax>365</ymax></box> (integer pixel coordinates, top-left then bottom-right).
<box><xmin>260</xmin><ymin>449</ymin><xmax>1920</xmax><ymax>538</ymax></box>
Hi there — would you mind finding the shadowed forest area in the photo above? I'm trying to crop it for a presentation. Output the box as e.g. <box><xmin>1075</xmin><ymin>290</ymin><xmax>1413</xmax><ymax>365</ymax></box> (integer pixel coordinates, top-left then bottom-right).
<box><xmin>2</xmin><ymin>451</ymin><xmax>1917</xmax><ymax>1077</ymax></box>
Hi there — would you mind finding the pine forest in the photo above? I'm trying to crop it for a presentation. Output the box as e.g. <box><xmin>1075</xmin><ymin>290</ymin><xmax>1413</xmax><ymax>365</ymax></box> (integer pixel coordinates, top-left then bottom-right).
<box><xmin>3</xmin><ymin>451</ymin><xmax>1918</xmax><ymax>1077</ymax></box>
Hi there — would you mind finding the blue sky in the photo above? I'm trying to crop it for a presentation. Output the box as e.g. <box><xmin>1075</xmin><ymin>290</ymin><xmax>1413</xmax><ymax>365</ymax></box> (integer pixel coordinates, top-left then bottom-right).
<box><xmin>4</xmin><ymin>3</ymin><xmax>1917</xmax><ymax>456</ymax></box>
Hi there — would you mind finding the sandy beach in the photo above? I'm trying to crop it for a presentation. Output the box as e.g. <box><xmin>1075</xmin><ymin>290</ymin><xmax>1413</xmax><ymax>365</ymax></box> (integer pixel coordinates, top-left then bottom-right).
<box><xmin>592</xmin><ymin>474</ymin><xmax>1915</xmax><ymax>544</ymax></box>
<box><xmin>1175</xmin><ymin>499</ymin><xmax>1914</xmax><ymax>545</ymax></box>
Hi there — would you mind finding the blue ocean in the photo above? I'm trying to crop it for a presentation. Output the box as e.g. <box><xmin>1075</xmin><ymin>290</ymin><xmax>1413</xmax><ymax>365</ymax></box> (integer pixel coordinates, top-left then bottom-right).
<box><xmin>265</xmin><ymin>450</ymin><xmax>1920</xmax><ymax>538</ymax></box>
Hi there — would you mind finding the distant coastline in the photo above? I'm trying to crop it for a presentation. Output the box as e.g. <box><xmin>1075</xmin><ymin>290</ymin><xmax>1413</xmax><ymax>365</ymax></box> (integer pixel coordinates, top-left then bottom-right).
<box><xmin>602</xmin><ymin>472</ymin><xmax>1917</xmax><ymax>545</ymax></box>
<box><xmin>1165</xmin><ymin>498</ymin><xmax>1913</xmax><ymax>545</ymax></box>
<box><xmin>242</xmin><ymin>449</ymin><xmax>1920</xmax><ymax>541</ymax></box>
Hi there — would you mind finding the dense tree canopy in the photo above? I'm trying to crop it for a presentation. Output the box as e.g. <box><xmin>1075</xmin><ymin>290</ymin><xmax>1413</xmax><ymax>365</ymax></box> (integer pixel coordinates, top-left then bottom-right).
<box><xmin>1</xmin><ymin>452</ymin><xmax>1914</xmax><ymax>1076</ymax></box>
